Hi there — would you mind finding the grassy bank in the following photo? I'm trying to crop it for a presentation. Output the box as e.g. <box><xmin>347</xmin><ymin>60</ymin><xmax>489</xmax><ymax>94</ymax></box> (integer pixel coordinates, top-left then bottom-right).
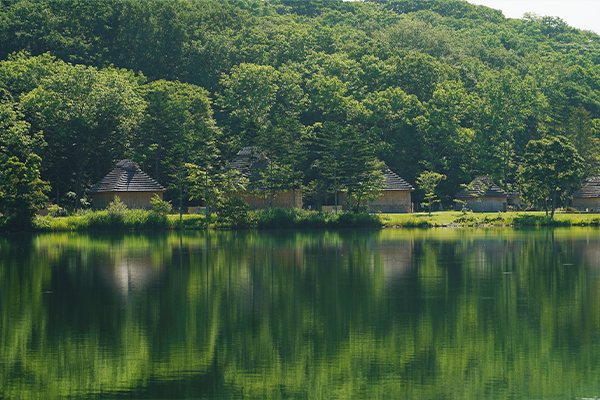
<box><xmin>382</xmin><ymin>211</ymin><xmax>600</xmax><ymax>227</ymax></box>
<box><xmin>8</xmin><ymin>209</ymin><xmax>600</xmax><ymax>232</ymax></box>
<box><xmin>29</xmin><ymin>207</ymin><xmax>383</xmax><ymax>232</ymax></box>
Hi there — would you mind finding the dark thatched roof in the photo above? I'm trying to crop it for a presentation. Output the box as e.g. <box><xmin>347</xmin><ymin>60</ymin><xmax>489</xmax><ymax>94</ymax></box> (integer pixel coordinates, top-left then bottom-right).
<box><xmin>455</xmin><ymin>176</ymin><xmax>507</xmax><ymax>198</ymax></box>
<box><xmin>507</xmin><ymin>192</ymin><xmax>521</xmax><ymax>201</ymax></box>
<box><xmin>381</xmin><ymin>164</ymin><xmax>414</xmax><ymax>191</ymax></box>
<box><xmin>573</xmin><ymin>177</ymin><xmax>600</xmax><ymax>198</ymax></box>
<box><xmin>227</xmin><ymin>147</ymin><xmax>270</xmax><ymax>180</ymax></box>
<box><xmin>89</xmin><ymin>159</ymin><xmax>165</xmax><ymax>193</ymax></box>
<box><xmin>227</xmin><ymin>150</ymin><xmax>414</xmax><ymax>192</ymax></box>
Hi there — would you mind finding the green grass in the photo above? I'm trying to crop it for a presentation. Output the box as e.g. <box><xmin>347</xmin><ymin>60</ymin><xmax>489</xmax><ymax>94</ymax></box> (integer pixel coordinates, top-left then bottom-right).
<box><xmin>381</xmin><ymin>211</ymin><xmax>600</xmax><ymax>227</ymax></box>
<box><xmin>252</xmin><ymin>208</ymin><xmax>382</xmax><ymax>229</ymax></box>
<box><xmin>18</xmin><ymin>209</ymin><xmax>600</xmax><ymax>232</ymax></box>
<box><xmin>381</xmin><ymin>212</ymin><xmax>460</xmax><ymax>227</ymax></box>
<box><xmin>33</xmin><ymin>211</ymin><xmax>209</xmax><ymax>231</ymax></box>
<box><xmin>29</xmin><ymin>208</ymin><xmax>383</xmax><ymax>232</ymax></box>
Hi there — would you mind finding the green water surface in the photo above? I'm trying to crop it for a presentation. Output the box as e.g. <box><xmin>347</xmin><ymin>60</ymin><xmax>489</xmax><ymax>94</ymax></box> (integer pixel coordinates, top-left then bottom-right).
<box><xmin>1</xmin><ymin>228</ymin><xmax>600</xmax><ymax>399</ymax></box>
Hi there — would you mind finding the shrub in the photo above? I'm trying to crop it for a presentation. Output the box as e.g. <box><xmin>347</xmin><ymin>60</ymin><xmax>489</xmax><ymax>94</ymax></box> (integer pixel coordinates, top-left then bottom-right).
<box><xmin>150</xmin><ymin>195</ymin><xmax>172</xmax><ymax>216</ymax></box>
<box><xmin>453</xmin><ymin>214</ymin><xmax>479</xmax><ymax>225</ymax></box>
<box><xmin>255</xmin><ymin>208</ymin><xmax>300</xmax><ymax>228</ymax></box>
<box><xmin>295</xmin><ymin>211</ymin><xmax>329</xmax><ymax>228</ymax></box>
<box><xmin>105</xmin><ymin>196</ymin><xmax>128</xmax><ymax>227</ymax></box>
<box><xmin>48</xmin><ymin>204</ymin><xmax>68</xmax><ymax>217</ymax></box>
<box><xmin>218</xmin><ymin>196</ymin><xmax>251</xmax><ymax>228</ymax></box>
<box><xmin>512</xmin><ymin>214</ymin><xmax>570</xmax><ymax>226</ymax></box>
<box><xmin>482</xmin><ymin>213</ymin><xmax>505</xmax><ymax>224</ymax></box>
<box><xmin>336</xmin><ymin>212</ymin><xmax>357</xmax><ymax>227</ymax></box>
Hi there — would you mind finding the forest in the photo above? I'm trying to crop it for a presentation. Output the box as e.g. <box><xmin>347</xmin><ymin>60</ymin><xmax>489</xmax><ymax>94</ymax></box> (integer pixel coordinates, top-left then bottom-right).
<box><xmin>1</xmin><ymin>0</ymin><xmax>600</xmax><ymax>216</ymax></box>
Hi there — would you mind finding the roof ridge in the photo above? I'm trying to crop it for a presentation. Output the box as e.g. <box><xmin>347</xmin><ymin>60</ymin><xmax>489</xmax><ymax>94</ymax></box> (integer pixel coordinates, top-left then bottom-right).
<box><xmin>89</xmin><ymin>159</ymin><xmax>165</xmax><ymax>193</ymax></box>
<box><xmin>455</xmin><ymin>176</ymin><xmax>507</xmax><ymax>198</ymax></box>
<box><xmin>574</xmin><ymin>177</ymin><xmax>600</xmax><ymax>198</ymax></box>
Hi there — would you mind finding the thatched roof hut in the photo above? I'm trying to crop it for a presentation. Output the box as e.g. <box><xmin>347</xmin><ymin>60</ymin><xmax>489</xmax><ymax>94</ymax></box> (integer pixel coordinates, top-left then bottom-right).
<box><xmin>227</xmin><ymin>147</ymin><xmax>302</xmax><ymax>209</ymax></box>
<box><xmin>227</xmin><ymin>147</ymin><xmax>269</xmax><ymax>182</ymax></box>
<box><xmin>366</xmin><ymin>164</ymin><xmax>414</xmax><ymax>213</ymax></box>
<box><xmin>507</xmin><ymin>192</ymin><xmax>522</xmax><ymax>207</ymax></box>
<box><xmin>89</xmin><ymin>159</ymin><xmax>166</xmax><ymax>209</ymax></box>
<box><xmin>573</xmin><ymin>177</ymin><xmax>600</xmax><ymax>210</ymax></box>
<box><xmin>338</xmin><ymin>163</ymin><xmax>414</xmax><ymax>213</ymax></box>
<box><xmin>455</xmin><ymin>176</ymin><xmax>507</xmax><ymax>212</ymax></box>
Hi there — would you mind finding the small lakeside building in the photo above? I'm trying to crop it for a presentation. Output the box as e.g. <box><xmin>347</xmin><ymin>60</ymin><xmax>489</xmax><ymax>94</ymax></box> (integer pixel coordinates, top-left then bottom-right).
<box><xmin>455</xmin><ymin>176</ymin><xmax>507</xmax><ymax>212</ymax></box>
<box><xmin>89</xmin><ymin>159</ymin><xmax>166</xmax><ymax>209</ymax></box>
<box><xmin>573</xmin><ymin>177</ymin><xmax>600</xmax><ymax>211</ymax></box>
<box><xmin>338</xmin><ymin>164</ymin><xmax>414</xmax><ymax>213</ymax></box>
<box><xmin>227</xmin><ymin>147</ymin><xmax>302</xmax><ymax>210</ymax></box>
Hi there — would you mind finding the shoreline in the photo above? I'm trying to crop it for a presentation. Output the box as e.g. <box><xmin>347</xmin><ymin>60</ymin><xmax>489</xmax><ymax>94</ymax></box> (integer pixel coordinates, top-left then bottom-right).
<box><xmin>3</xmin><ymin>210</ymin><xmax>600</xmax><ymax>233</ymax></box>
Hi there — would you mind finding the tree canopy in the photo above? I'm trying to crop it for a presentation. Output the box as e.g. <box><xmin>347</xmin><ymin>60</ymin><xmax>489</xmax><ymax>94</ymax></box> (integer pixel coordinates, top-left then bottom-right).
<box><xmin>0</xmin><ymin>0</ymin><xmax>600</xmax><ymax>210</ymax></box>
<box><xmin>519</xmin><ymin>136</ymin><xmax>584</xmax><ymax>217</ymax></box>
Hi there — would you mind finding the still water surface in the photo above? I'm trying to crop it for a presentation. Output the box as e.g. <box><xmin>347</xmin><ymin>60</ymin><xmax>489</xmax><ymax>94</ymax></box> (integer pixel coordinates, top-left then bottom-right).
<box><xmin>2</xmin><ymin>228</ymin><xmax>600</xmax><ymax>399</ymax></box>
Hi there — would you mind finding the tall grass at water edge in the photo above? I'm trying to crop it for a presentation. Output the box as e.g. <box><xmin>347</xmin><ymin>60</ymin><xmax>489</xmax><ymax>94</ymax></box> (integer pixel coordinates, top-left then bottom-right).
<box><xmin>252</xmin><ymin>208</ymin><xmax>382</xmax><ymax>229</ymax></box>
<box><xmin>31</xmin><ymin>207</ymin><xmax>383</xmax><ymax>231</ymax></box>
<box><xmin>23</xmin><ymin>209</ymin><xmax>600</xmax><ymax>232</ymax></box>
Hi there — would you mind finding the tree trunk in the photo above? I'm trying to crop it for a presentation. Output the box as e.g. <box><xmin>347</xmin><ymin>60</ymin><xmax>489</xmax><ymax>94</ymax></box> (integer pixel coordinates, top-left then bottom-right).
<box><xmin>292</xmin><ymin>161</ymin><xmax>296</xmax><ymax>209</ymax></box>
<box><xmin>334</xmin><ymin>169</ymin><xmax>338</xmax><ymax>213</ymax></box>
<box><xmin>179</xmin><ymin>184</ymin><xmax>183</xmax><ymax>223</ymax></box>
<box><xmin>56</xmin><ymin>168</ymin><xmax>60</xmax><ymax>206</ymax></box>
<box><xmin>270</xmin><ymin>162</ymin><xmax>274</xmax><ymax>209</ymax></box>
<box><xmin>348</xmin><ymin>191</ymin><xmax>352</xmax><ymax>213</ymax></box>
<box><xmin>75</xmin><ymin>175</ymin><xmax>81</xmax><ymax>211</ymax></box>
<box><xmin>205</xmin><ymin>172</ymin><xmax>210</xmax><ymax>223</ymax></box>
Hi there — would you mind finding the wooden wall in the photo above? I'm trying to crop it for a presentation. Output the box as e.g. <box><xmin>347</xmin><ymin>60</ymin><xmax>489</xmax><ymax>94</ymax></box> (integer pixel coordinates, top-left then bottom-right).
<box><xmin>338</xmin><ymin>190</ymin><xmax>413</xmax><ymax>213</ymax></box>
<box><xmin>368</xmin><ymin>190</ymin><xmax>413</xmax><ymax>213</ymax></box>
<box><xmin>573</xmin><ymin>198</ymin><xmax>600</xmax><ymax>210</ymax></box>
<box><xmin>231</xmin><ymin>190</ymin><xmax>303</xmax><ymax>210</ymax></box>
<box><xmin>91</xmin><ymin>191</ymin><xmax>164</xmax><ymax>209</ymax></box>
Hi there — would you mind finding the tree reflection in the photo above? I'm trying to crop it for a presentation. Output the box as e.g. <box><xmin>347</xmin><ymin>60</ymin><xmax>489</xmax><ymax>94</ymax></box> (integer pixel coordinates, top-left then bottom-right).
<box><xmin>1</xmin><ymin>228</ymin><xmax>600</xmax><ymax>399</ymax></box>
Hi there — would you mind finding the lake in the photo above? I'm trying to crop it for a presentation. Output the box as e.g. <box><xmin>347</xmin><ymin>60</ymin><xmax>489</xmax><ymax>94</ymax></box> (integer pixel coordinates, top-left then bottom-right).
<box><xmin>1</xmin><ymin>228</ymin><xmax>600</xmax><ymax>399</ymax></box>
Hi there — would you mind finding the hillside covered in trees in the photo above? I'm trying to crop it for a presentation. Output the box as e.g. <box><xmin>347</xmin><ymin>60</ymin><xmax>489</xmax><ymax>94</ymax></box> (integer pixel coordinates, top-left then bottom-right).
<box><xmin>1</xmin><ymin>0</ymin><xmax>600</xmax><ymax>213</ymax></box>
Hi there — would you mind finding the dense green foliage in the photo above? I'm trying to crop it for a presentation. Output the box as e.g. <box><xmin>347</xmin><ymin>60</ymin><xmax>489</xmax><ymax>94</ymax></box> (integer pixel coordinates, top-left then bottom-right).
<box><xmin>1</xmin><ymin>0</ymin><xmax>600</xmax><ymax>213</ymax></box>
<box><xmin>519</xmin><ymin>136</ymin><xmax>584</xmax><ymax>217</ymax></box>
<box><xmin>0</xmin><ymin>154</ymin><xmax>49</xmax><ymax>228</ymax></box>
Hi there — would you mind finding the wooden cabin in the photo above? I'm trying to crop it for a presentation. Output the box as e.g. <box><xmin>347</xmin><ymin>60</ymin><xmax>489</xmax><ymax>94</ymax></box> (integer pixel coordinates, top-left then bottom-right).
<box><xmin>455</xmin><ymin>177</ymin><xmax>507</xmax><ymax>212</ymax></box>
<box><xmin>89</xmin><ymin>159</ymin><xmax>166</xmax><ymax>209</ymax></box>
<box><xmin>573</xmin><ymin>177</ymin><xmax>600</xmax><ymax>211</ymax></box>
<box><xmin>227</xmin><ymin>147</ymin><xmax>302</xmax><ymax>210</ymax></box>
<box><xmin>507</xmin><ymin>193</ymin><xmax>522</xmax><ymax>209</ymax></box>
<box><xmin>338</xmin><ymin>164</ymin><xmax>414</xmax><ymax>213</ymax></box>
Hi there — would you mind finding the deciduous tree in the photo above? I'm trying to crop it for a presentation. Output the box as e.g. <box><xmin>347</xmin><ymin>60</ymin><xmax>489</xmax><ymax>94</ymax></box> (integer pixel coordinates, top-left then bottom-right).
<box><xmin>519</xmin><ymin>136</ymin><xmax>584</xmax><ymax>218</ymax></box>
<box><xmin>416</xmin><ymin>170</ymin><xmax>446</xmax><ymax>214</ymax></box>
<box><xmin>0</xmin><ymin>154</ymin><xmax>50</xmax><ymax>228</ymax></box>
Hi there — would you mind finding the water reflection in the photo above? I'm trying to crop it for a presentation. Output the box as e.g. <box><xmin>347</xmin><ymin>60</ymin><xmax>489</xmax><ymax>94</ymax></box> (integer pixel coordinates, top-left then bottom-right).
<box><xmin>1</xmin><ymin>228</ymin><xmax>600</xmax><ymax>399</ymax></box>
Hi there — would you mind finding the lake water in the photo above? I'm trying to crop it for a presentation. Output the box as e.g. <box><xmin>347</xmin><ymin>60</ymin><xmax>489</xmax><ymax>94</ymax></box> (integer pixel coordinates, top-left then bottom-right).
<box><xmin>1</xmin><ymin>228</ymin><xmax>600</xmax><ymax>399</ymax></box>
